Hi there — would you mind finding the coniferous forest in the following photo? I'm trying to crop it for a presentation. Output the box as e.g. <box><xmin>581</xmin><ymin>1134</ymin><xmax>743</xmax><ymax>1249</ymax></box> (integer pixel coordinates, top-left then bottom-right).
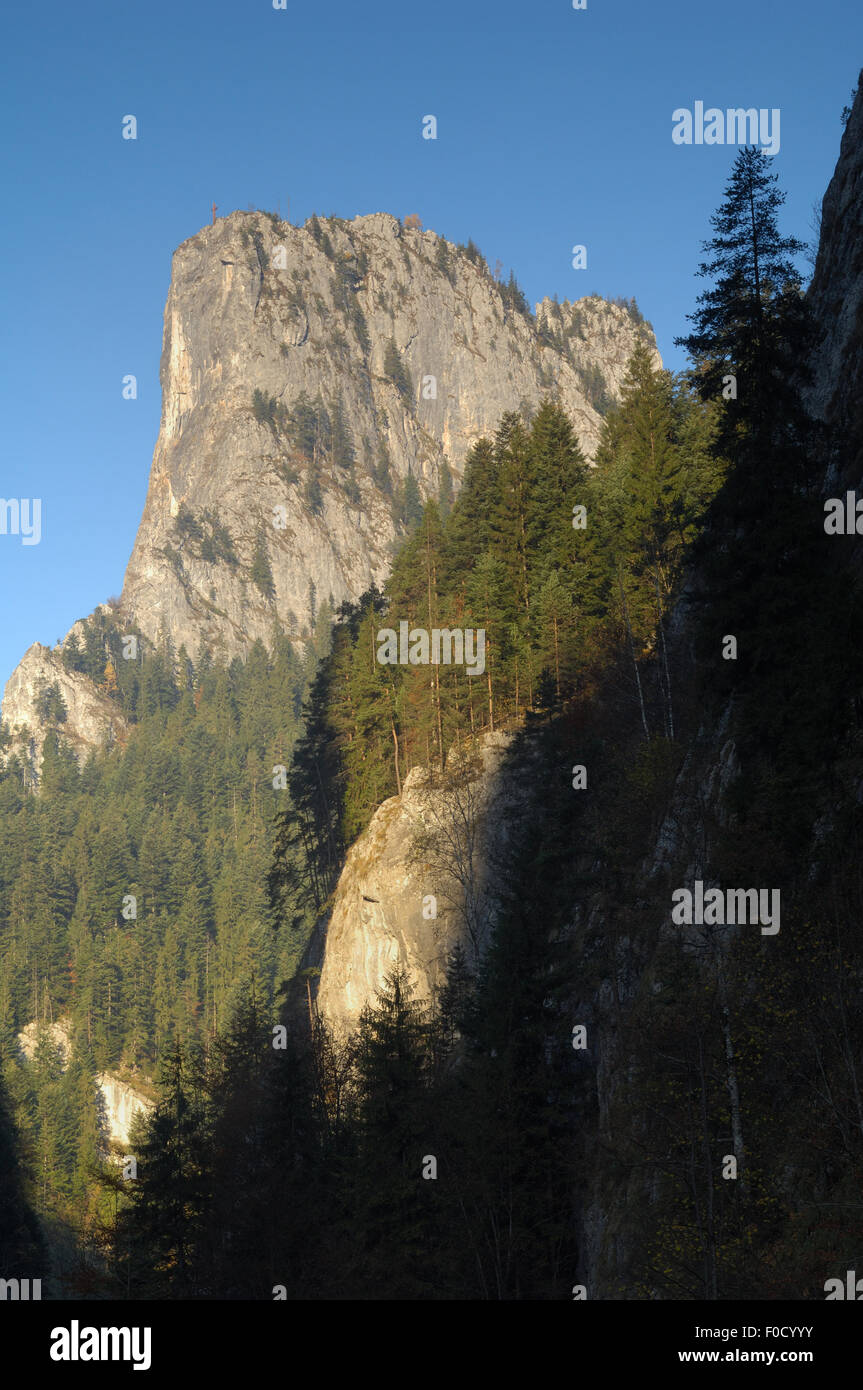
<box><xmin>3</xmin><ymin>138</ymin><xmax>863</xmax><ymax>1308</ymax></box>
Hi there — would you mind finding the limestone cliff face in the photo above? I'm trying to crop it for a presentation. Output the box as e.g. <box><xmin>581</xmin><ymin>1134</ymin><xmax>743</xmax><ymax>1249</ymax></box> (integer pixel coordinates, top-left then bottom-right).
<box><xmin>118</xmin><ymin>210</ymin><xmax>658</xmax><ymax>663</ymax></box>
<box><xmin>94</xmin><ymin>1073</ymin><xmax>153</xmax><ymax>1150</ymax></box>
<box><xmin>2</xmin><ymin>640</ymin><xmax>128</xmax><ymax>781</ymax></box>
<box><xmin>576</xmin><ymin>90</ymin><xmax>863</xmax><ymax>1295</ymax></box>
<box><xmin>3</xmin><ymin>210</ymin><xmax>656</xmax><ymax>762</ymax></box>
<box><xmin>17</xmin><ymin>1020</ymin><xmax>152</xmax><ymax>1152</ymax></box>
<box><xmin>310</xmin><ymin>97</ymin><xmax>863</xmax><ymax>1293</ymax></box>
<box><xmin>315</xmin><ymin>731</ymin><xmax>537</xmax><ymax>1036</ymax></box>
<box><xmin>807</xmin><ymin>71</ymin><xmax>863</xmax><ymax>468</ymax></box>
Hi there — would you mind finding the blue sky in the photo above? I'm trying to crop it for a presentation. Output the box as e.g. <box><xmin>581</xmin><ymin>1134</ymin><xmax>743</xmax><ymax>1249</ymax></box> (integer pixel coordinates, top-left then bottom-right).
<box><xmin>0</xmin><ymin>0</ymin><xmax>859</xmax><ymax>691</ymax></box>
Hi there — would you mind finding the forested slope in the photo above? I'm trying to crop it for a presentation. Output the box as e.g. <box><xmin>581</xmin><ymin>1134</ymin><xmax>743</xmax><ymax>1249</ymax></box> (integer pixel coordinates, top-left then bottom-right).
<box><xmin>3</xmin><ymin>99</ymin><xmax>863</xmax><ymax>1300</ymax></box>
<box><xmin>105</xmin><ymin>137</ymin><xmax>863</xmax><ymax>1299</ymax></box>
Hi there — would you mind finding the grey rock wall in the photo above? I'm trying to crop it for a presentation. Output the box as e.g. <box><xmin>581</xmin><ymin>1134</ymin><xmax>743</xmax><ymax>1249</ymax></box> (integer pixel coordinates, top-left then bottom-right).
<box><xmin>315</xmin><ymin>730</ymin><xmax>538</xmax><ymax>1035</ymax></box>
<box><xmin>3</xmin><ymin>210</ymin><xmax>658</xmax><ymax>765</ymax></box>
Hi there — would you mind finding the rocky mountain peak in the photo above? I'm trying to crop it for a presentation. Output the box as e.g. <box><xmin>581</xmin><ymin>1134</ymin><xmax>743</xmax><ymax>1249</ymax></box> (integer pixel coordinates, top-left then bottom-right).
<box><xmin>3</xmin><ymin>208</ymin><xmax>658</xmax><ymax>765</ymax></box>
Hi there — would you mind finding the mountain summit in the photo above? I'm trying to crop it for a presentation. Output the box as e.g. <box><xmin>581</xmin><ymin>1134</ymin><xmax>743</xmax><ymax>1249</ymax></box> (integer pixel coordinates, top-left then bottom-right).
<box><xmin>3</xmin><ymin>210</ymin><xmax>657</xmax><ymax>766</ymax></box>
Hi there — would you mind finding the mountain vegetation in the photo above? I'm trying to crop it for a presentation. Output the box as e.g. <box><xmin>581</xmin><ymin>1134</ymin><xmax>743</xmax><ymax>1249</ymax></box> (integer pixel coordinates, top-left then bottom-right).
<box><xmin>1</xmin><ymin>143</ymin><xmax>861</xmax><ymax>1299</ymax></box>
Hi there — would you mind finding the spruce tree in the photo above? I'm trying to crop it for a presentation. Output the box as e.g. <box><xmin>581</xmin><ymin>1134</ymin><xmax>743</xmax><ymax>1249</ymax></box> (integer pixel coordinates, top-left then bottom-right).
<box><xmin>250</xmin><ymin>531</ymin><xmax>276</xmax><ymax>600</ymax></box>
<box><xmin>0</xmin><ymin>1068</ymin><xmax>45</xmax><ymax>1279</ymax></box>
<box><xmin>442</xmin><ymin>438</ymin><xmax>497</xmax><ymax>579</ymax></box>
<box><xmin>526</xmin><ymin>398</ymin><xmax>589</xmax><ymax>578</ymax></box>
<box><xmin>489</xmin><ymin>412</ymin><xmax>533</xmax><ymax>622</ymax></box>
<box><xmin>383</xmin><ymin>338</ymin><xmax>413</xmax><ymax>403</ymax></box>
<box><xmin>351</xmin><ymin>967</ymin><xmax>437</xmax><ymax>1295</ymax></box>
<box><xmin>676</xmin><ymin>145</ymin><xmax>827</xmax><ymax>720</ymax></box>
<box><xmin>675</xmin><ymin>145</ymin><xmax>815</xmax><ymax>495</ymax></box>
<box><xmin>400</xmin><ymin>472</ymin><xmax>424</xmax><ymax>530</ymax></box>
<box><xmin>113</xmin><ymin>1040</ymin><xmax>210</xmax><ymax>1296</ymax></box>
<box><xmin>329</xmin><ymin>393</ymin><xmax>355</xmax><ymax>469</ymax></box>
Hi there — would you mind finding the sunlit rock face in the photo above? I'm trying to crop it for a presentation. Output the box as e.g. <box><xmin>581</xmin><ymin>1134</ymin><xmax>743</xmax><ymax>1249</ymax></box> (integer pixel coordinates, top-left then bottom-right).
<box><xmin>315</xmin><ymin>731</ymin><xmax>543</xmax><ymax>1037</ymax></box>
<box><xmin>17</xmin><ymin>1020</ymin><xmax>152</xmax><ymax>1151</ymax></box>
<box><xmin>2</xmin><ymin>209</ymin><xmax>656</xmax><ymax>763</ymax></box>
<box><xmin>2</xmin><ymin>641</ymin><xmax>129</xmax><ymax>783</ymax></box>
<box><xmin>94</xmin><ymin>1073</ymin><xmax>153</xmax><ymax>1149</ymax></box>
<box><xmin>119</xmin><ymin>210</ymin><xmax>658</xmax><ymax>664</ymax></box>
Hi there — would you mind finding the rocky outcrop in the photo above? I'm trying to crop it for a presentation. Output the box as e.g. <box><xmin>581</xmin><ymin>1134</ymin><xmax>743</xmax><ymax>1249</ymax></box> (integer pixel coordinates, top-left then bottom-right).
<box><xmin>17</xmin><ymin>1020</ymin><xmax>152</xmax><ymax>1153</ymax></box>
<box><xmin>315</xmin><ymin>731</ymin><xmax>538</xmax><ymax>1036</ymax></box>
<box><xmin>807</xmin><ymin>71</ymin><xmax>863</xmax><ymax>480</ymax></box>
<box><xmin>94</xmin><ymin>1073</ymin><xmax>153</xmax><ymax>1150</ymax></box>
<box><xmin>118</xmin><ymin>211</ymin><xmax>658</xmax><ymax>664</ymax></box>
<box><xmin>3</xmin><ymin>210</ymin><xmax>657</xmax><ymax>762</ymax></box>
<box><xmin>2</xmin><ymin>642</ymin><xmax>128</xmax><ymax>781</ymax></box>
<box><xmin>18</xmin><ymin>1020</ymin><xmax>72</xmax><ymax>1066</ymax></box>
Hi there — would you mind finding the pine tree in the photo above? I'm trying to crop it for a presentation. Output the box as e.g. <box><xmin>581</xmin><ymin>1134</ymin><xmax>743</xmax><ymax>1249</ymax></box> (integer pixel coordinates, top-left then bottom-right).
<box><xmin>112</xmin><ymin>1039</ymin><xmax>210</xmax><ymax>1296</ymax></box>
<box><xmin>619</xmin><ymin>347</ymin><xmax>681</xmax><ymax>556</ymax></box>
<box><xmin>351</xmin><ymin>967</ymin><xmax>437</xmax><ymax>1295</ymax></box>
<box><xmin>501</xmin><ymin>269</ymin><xmax>530</xmax><ymax>318</ymax></box>
<box><xmin>489</xmin><ymin>412</ymin><xmax>533</xmax><ymax>623</ymax></box>
<box><xmin>675</xmin><ymin>145</ymin><xmax>815</xmax><ymax>495</ymax></box>
<box><xmin>434</xmin><ymin>237</ymin><xmax>454</xmax><ymax>283</ymax></box>
<box><xmin>304</xmin><ymin>466</ymin><xmax>324</xmax><ymax>517</ymax></box>
<box><xmin>465</xmin><ymin>550</ymin><xmax>511</xmax><ymax>731</ymax></box>
<box><xmin>287</xmin><ymin>391</ymin><xmax>319</xmax><ymax>460</ymax></box>
<box><xmin>383</xmin><ymin>338</ymin><xmax>413</xmax><ymax>403</ymax></box>
<box><xmin>437</xmin><ymin>461</ymin><xmax>454</xmax><ymax>519</ymax></box>
<box><xmin>442</xmin><ymin>438</ymin><xmax>497</xmax><ymax>579</ymax></box>
<box><xmin>676</xmin><ymin>144</ymin><xmax>828</xmax><ymax>728</ymax></box>
<box><xmin>0</xmin><ymin>1066</ymin><xmax>45</xmax><ymax>1278</ymax></box>
<box><xmin>374</xmin><ymin>443</ymin><xmax>393</xmax><ymax>495</ymax></box>
<box><xmin>534</xmin><ymin>571</ymin><xmax>573</xmax><ymax>699</ymax></box>
<box><xmin>198</xmin><ymin>986</ymin><xmax>273</xmax><ymax>1296</ymax></box>
<box><xmin>526</xmin><ymin>398</ymin><xmax>588</xmax><ymax>566</ymax></box>
<box><xmin>330</xmin><ymin>392</ymin><xmax>355</xmax><ymax>469</ymax></box>
<box><xmin>250</xmin><ymin>531</ymin><xmax>276</xmax><ymax>600</ymax></box>
<box><xmin>400</xmin><ymin>472</ymin><xmax>424</xmax><ymax>530</ymax></box>
<box><xmin>61</xmin><ymin>631</ymin><xmax>84</xmax><ymax>674</ymax></box>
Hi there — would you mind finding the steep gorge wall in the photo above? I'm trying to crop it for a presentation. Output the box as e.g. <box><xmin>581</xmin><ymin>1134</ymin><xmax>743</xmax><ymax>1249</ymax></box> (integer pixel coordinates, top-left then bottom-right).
<box><xmin>807</xmin><ymin>72</ymin><xmax>863</xmax><ymax>470</ymax></box>
<box><xmin>570</xmin><ymin>82</ymin><xmax>863</xmax><ymax>1295</ymax></box>
<box><xmin>309</xmin><ymin>81</ymin><xmax>863</xmax><ymax>1295</ymax></box>
<box><xmin>313</xmin><ymin>731</ymin><xmax>540</xmax><ymax>1035</ymax></box>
